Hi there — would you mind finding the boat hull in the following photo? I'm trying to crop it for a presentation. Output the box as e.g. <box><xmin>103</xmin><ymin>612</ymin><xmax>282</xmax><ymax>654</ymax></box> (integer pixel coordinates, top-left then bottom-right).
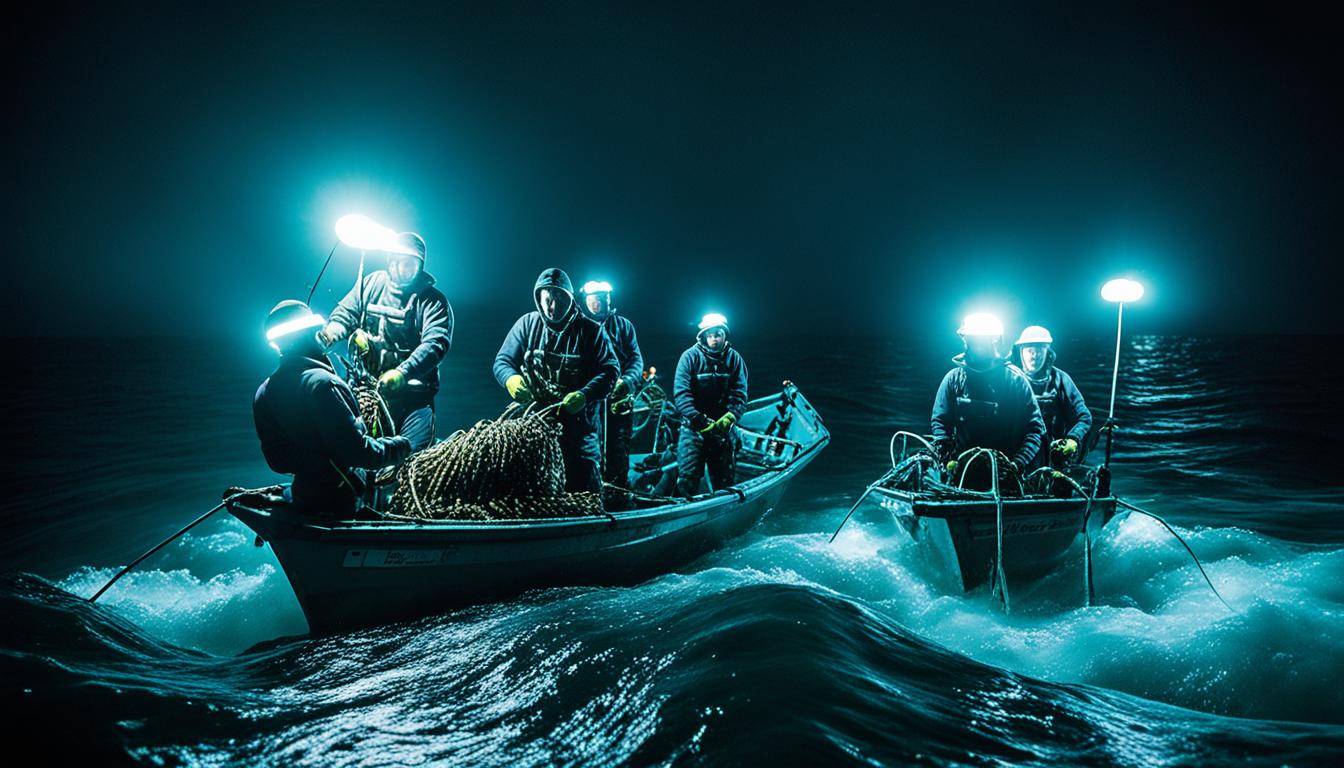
<box><xmin>874</xmin><ymin>487</ymin><xmax>1116</xmax><ymax>592</ymax></box>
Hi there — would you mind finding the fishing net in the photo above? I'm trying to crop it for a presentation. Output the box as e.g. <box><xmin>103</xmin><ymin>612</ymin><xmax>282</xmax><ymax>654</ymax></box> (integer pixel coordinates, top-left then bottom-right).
<box><xmin>354</xmin><ymin>382</ymin><xmax>394</xmax><ymax>438</ymax></box>
<box><xmin>388</xmin><ymin>405</ymin><xmax>605</xmax><ymax>521</ymax></box>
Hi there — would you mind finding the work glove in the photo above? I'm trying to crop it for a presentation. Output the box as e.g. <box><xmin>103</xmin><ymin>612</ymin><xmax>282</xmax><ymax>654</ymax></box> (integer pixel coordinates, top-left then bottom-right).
<box><xmin>712</xmin><ymin>412</ymin><xmax>738</xmax><ymax>434</ymax></box>
<box><xmin>317</xmin><ymin>323</ymin><xmax>343</xmax><ymax>347</ymax></box>
<box><xmin>561</xmin><ymin>391</ymin><xmax>587</xmax><ymax>414</ymax></box>
<box><xmin>378</xmin><ymin>369</ymin><xmax>405</xmax><ymax>393</ymax></box>
<box><xmin>697</xmin><ymin>414</ymin><xmax>716</xmax><ymax>434</ymax></box>
<box><xmin>612</xmin><ymin>378</ymin><xmax>629</xmax><ymax>399</ymax></box>
<box><xmin>1051</xmin><ymin>438</ymin><xmax>1079</xmax><ymax>457</ymax></box>
<box><xmin>351</xmin><ymin>329</ymin><xmax>372</xmax><ymax>354</ymax></box>
<box><xmin>385</xmin><ymin>435</ymin><xmax>412</xmax><ymax>463</ymax></box>
<box><xmin>505</xmin><ymin>374</ymin><xmax>533</xmax><ymax>403</ymax></box>
<box><xmin>945</xmin><ymin>459</ymin><xmax>959</xmax><ymax>475</ymax></box>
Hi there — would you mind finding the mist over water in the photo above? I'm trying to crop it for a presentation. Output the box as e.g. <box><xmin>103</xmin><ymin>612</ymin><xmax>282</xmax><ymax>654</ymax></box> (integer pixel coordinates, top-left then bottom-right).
<box><xmin>4</xmin><ymin>333</ymin><xmax>1342</xmax><ymax>764</ymax></box>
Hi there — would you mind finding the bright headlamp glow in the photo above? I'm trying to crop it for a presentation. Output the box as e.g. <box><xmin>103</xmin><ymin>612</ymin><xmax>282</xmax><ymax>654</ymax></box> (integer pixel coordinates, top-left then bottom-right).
<box><xmin>1102</xmin><ymin>278</ymin><xmax>1145</xmax><ymax>303</ymax></box>
<box><xmin>265</xmin><ymin>312</ymin><xmax>325</xmax><ymax>342</ymax></box>
<box><xmin>582</xmin><ymin>280</ymin><xmax>613</xmax><ymax>294</ymax></box>
<box><xmin>335</xmin><ymin>214</ymin><xmax>403</xmax><ymax>252</ymax></box>
<box><xmin>957</xmin><ymin>312</ymin><xmax>1004</xmax><ymax>337</ymax></box>
<box><xmin>698</xmin><ymin>313</ymin><xmax>729</xmax><ymax>332</ymax></box>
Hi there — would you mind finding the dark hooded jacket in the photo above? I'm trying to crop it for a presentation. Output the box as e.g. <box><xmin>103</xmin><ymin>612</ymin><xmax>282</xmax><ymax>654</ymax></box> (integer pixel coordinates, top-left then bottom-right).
<box><xmin>930</xmin><ymin>354</ymin><xmax>1046</xmax><ymax>470</ymax></box>
<box><xmin>1022</xmin><ymin>365</ymin><xmax>1092</xmax><ymax>445</ymax></box>
<box><xmin>493</xmin><ymin>269</ymin><xmax>619</xmax><ymax>436</ymax></box>
<box><xmin>589</xmin><ymin>309</ymin><xmax>644</xmax><ymax>395</ymax></box>
<box><xmin>327</xmin><ymin>270</ymin><xmax>453</xmax><ymax>394</ymax></box>
<box><xmin>253</xmin><ymin>353</ymin><xmax>409</xmax><ymax>511</ymax></box>
<box><xmin>673</xmin><ymin>340</ymin><xmax>749</xmax><ymax>432</ymax></box>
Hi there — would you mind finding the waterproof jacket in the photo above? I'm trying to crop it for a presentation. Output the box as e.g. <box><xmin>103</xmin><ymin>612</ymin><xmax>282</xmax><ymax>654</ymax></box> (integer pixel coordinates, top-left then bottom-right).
<box><xmin>327</xmin><ymin>270</ymin><xmax>453</xmax><ymax>394</ymax></box>
<box><xmin>595</xmin><ymin>311</ymin><xmax>644</xmax><ymax>395</ymax></box>
<box><xmin>673</xmin><ymin>344</ymin><xmax>749</xmax><ymax>432</ymax></box>
<box><xmin>1026</xmin><ymin>367</ymin><xmax>1092</xmax><ymax>444</ymax></box>
<box><xmin>253</xmin><ymin>353</ymin><xmax>409</xmax><ymax>510</ymax></box>
<box><xmin>931</xmin><ymin>355</ymin><xmax>1046</xmax><ymax>470</ymax></box>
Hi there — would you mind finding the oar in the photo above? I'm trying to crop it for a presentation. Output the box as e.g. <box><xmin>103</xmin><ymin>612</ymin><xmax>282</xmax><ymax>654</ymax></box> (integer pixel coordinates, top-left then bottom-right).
<box><xmin>89</xmin><ymin>494</ymin><xmax>243</xmax><ymax>603</ymax></box>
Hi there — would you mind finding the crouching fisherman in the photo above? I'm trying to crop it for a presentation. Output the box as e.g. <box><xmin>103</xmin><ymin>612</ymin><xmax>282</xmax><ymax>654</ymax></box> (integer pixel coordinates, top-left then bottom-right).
<box><xmin>580</xmin><ymin>279</ymin><xmax>644</xmax><ymax>489</ymax></box>
<box><xmin>673</xmin><ymin>313</ymin><xmax>749</xmax><ymax>497</ymax></box>
<box><xmin>494</xmin><ymin>268</ymin><xmax>619</xmax><ymax>493</ymax></box>
<box><xmin>254</xmin><ymin>301</ymin><xmax>411</xmax><ymax>516</ymax></box>
<box><xmin>1013</xmin><ymin>325</ymin><xmax>1092</xmax><ymax>467</ymax></box>
<box><xmin>318</xmin><ymin>231</ymin><xmax>453</xmax><ymax>452</ymax></box>
<box><xmin>931</xmin><ymin>313</ymin><xmax>1045</xmax><ymax>482</ymax></box>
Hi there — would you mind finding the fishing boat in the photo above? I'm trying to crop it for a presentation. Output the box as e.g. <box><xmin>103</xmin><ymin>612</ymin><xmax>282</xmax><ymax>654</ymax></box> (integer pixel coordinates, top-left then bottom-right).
<box><xmin>227</xmin><ymin>383</ymin><xmax>828</xmax><ymax>633</ymax></box>
<box><xmin>839</xmin><ymin>433</ymin><xmax>1116</xmax><ymax>594</ymax></box>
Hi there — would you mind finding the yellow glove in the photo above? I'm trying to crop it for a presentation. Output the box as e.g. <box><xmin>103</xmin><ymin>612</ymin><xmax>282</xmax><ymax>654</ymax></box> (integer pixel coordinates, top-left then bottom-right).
<box><xmin>378</xmin><ymin>369</ymin><xmax>405</xmax><ymax>393</ymax></box>
<box><xmin>612</xmin><ymin>378</ymin><xmax>629</xmax><ymax>399</ymax></box>
<box><xmin>505</xmin><ymin>374</ymin><xmax>532</xmax><ymax>403</ymax></box>
<box><xmin>1052</xmin><ymin>438</ymin><xmax>1079</xmax><ymax>457</ymax></box>
<box><xmin>713</xmin><ymin>413</ymin><xmax>738</xmax><ymax>433</ymax></box>
<box><xmin>351</xmin><ymin>329</ymin><xmax>371</xmax><ymax>354</ymax></box>
<box><xmin>561</xmin><ymin>391</ymin><xmax>587</xmax><ymax>414</ymax></box>
<box><xmin>945</xmin><ymin>459</ymin><xmax>959</xmax><ymax>475</ymax></box>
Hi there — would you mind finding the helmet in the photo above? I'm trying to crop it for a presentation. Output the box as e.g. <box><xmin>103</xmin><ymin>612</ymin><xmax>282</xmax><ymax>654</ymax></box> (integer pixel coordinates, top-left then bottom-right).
<box><xmin>1014</xmin><ymin>325</ymin><xmax>1053</xmax><ymax>346</ymax></box>
<box><xmin>957</xmin><ymin>312</ymin><xmax>1004</xmax><ymax>338</ymax></box>
<box><xmin>697</xmin><ymin>313</ymin><xmax>729</xmax><ymax>336</ymax></box>
<box><xmin>265</xmin><ymin>300</ymin><xmax>325</xmax><ymax>350</ymax></box>
<box><xmin>391</xmin><ymin>231</ymin><xmax>426</xmax><ymax>261</ymax></box>
<box><xmin>581</xmin><ymin>280</ymin><xmax>613</xmax><ymax>295</ymax></box>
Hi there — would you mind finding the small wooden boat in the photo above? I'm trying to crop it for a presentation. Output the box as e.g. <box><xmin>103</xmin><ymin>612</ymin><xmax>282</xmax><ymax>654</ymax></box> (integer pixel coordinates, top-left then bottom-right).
<box><xmin>851</xmin><ymin>434</ymin><xmax>1115</xmax><ymax>594</ymax></box>
<box><xmin>228</xmin><ymin>383</ymin><xmax>828</xmax><ymax>633</ymax></box>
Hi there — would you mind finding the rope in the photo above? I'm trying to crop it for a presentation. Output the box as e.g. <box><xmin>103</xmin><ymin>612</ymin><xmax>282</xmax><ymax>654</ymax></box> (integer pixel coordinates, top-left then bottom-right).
<box><xmin>1116</xmin><ymin>499</ymin><xmax>1235</xmax><ymax>612</ymax></box>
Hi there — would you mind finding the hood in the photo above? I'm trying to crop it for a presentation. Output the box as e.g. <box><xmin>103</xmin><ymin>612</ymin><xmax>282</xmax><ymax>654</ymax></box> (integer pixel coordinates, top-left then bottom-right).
<box><xmin>533</xmin><ymin>268</ymin><xmax>576</xmax><ymax>329</ymax></box>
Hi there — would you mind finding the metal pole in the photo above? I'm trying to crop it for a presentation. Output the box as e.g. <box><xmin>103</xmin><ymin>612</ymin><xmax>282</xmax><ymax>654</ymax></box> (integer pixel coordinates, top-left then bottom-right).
<box><xmin>1108</xmin><ymin>301</ymin><xmax>1124</xmax><ymax>419</ymax></box>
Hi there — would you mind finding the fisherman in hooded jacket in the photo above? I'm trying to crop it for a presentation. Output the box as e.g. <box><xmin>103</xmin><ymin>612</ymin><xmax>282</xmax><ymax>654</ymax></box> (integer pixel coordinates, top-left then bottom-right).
<box><xmin>673</xmin><ymin>313</ymin><xmax>749</xmax><ymax>496</ymax></box>
<box><xmin>931</xmin><ymin>313</ymin><xmax>1046</xmax><ymax>477</ymax></box>
<box><xmin>579</xmin><ymin>279</ymin><xmax>645</xmax><ymax>489</ymax></box>
<box><xmin>494</xmin><ymin>268</ymin><xmax>619</xmax><ymax>493</ymax></box>
<box><xmin>255</xmin><ymin>300</ymin><xmax>411</xmax><ymax>516</ymax></box>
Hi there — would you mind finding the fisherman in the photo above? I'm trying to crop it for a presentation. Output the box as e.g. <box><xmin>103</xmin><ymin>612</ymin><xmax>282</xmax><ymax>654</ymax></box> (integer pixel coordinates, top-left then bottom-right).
<box><xmin>494</xmin><ymin>268</ymin><xmax>619</xmax><ymax>493</ymax></box>
<box><xmin>580</xmin><ymin>279</ymin><xmax>645</xmax><ymax>488</ymax></box>
<box><xmin>931</xmin><ymin>313</ymin><xmax>1046</xmax><ymax>478</ymax></box>
<box><xmin>1013</xmin><ymin>325</ymin><xmax>1093</xmax><ymax>466</ymax></box>
<box><xmin>318</xmin><ymin>231</ymin><xmax>453</xmax><ymax>452</ymax></box>
<box><xmin>673</xmin><ymin>313</ymin><xmax>749</xmax><ymax>497</ymax></box>
<box><xmin>254</xmin><ymin>300</ymin><xmax>411</xmax><ymax>516</ymax></box>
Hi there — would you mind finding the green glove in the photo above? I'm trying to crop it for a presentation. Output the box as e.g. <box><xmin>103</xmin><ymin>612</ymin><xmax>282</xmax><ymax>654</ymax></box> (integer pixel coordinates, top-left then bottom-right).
<box><xmin>351</xmin><ymin>329</ymin><xmax>371</xmax><ymax>354</ymax></box>
<box><xmin>561</xmin><ymin>391</ymin><xmax>587</xmax><ymax>414</ymax></box>
<box><xmin>1052</xmin><ymin>438</ymin><xmax>1078</xmax><ymax>457</ymax></box>
<box><xmin>378</xmin><ymin>368</ymin><xmax>405</xmax><ymax>393</ymax></box>
<box><xmin>505</xmin><ymin>374</ymin><xmax>532</xmax><ymax>403</ymax></box>
<box><xmin>612</xmin><ymin>378</ymin><xmax>629</xmax><ymax>399</ymax></box>
<box><xmin>713</xmin><ymin>412</ymin><xmax>738</xmax><ymax>433</ymax></box>
<box><xmin>945</xmin><ymin>459</ymin><xmax>959</xmax><ymax>475</ymax></box>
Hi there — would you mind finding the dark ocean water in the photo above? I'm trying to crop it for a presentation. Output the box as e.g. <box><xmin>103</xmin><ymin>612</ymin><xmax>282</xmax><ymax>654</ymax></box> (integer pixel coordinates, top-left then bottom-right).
<box><xmin>3</xmin><ymin>332</ymin><xmax>1343</xmax><ymax>765</ymax></box>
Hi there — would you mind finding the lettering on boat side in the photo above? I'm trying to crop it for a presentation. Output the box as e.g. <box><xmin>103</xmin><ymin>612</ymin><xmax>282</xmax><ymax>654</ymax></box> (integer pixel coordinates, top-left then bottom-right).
<box><xmin>968</xmin><ymin>516</ymin><xmax>1075</xmax><ymax>540</ymax></box>
<box><xmin>343</xmin><ymin>549</ymin><xmax>447</xmax><ymax>567</ymax></box>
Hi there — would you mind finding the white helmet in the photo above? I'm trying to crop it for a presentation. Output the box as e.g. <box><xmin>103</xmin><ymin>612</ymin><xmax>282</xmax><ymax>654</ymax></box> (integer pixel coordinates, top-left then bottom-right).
<box><xmin>698</xmin><ymin>312</ymin><xmax>729</xmax><ymax>334</ymax></box>
<box><xmin>581</xmin><ymin>280</ymin><xmax>613</xmax><ymax>295</ymax></box>
<box><xmin>957</xmin><ymin>312</ymin><xmax>1003</xmax><ymax>338</ymax></box>
<box><xmin>1014</xmin><ymin>325</ymin><xmax>1053</xmax><ymax>346</ymax></box>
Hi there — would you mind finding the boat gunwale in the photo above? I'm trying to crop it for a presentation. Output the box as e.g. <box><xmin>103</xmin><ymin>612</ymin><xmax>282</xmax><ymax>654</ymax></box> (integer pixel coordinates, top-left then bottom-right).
<box><xmin>870</xmin><ymin>484</ymin><xmax>1116</xmax><ymax>520</ymax></box>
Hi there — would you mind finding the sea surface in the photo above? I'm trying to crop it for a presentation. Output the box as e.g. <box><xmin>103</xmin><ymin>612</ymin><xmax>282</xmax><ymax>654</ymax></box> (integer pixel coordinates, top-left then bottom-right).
<box><xmin>3</xmin><ymin>331</ymin><xmax>1343</xmax><ymax>765</ymax></box>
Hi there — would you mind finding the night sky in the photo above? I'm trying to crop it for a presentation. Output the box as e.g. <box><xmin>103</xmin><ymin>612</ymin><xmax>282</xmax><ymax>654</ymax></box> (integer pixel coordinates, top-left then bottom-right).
<box><xmin>8</xmin><ymin>2</ymin><xmax>1340</xmax><ymax>341</ymax></box>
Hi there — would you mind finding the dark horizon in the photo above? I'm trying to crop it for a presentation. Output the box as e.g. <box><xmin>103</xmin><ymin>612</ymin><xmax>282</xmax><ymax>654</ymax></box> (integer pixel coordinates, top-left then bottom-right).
<box><xmin>9</xmin><ymin>3</ymin><xmax>1340</xmax><ymax>340</ymax></box>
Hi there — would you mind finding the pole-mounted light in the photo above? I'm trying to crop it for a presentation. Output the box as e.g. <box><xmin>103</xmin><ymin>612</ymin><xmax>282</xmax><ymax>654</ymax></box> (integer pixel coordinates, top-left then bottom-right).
<box><xmin>1097</xmin><ymin>277</ymin><xmax>1144</xmax><ymax>497</ymax></box>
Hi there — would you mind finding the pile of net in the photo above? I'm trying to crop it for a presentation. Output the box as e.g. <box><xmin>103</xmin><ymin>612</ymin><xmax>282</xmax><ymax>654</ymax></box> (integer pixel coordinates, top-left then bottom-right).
<box><xmin>387</xmin><ymin>407</ymin><xmax>605</xmax><ymax>521</ymax></box>
<box><xmin>354</xmin><ymin>382</ymin><xmax>394</xmax><ymax>438</ymax></box>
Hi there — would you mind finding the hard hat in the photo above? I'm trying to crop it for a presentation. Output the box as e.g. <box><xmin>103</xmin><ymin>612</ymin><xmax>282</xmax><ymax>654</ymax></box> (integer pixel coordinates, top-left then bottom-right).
<box><xmin>957</xmin><ymin>312</ymin><xmax>1004</xmax><ymax>338</ymax></box>
<box><xmin>265</xmin><ymin>300</ymin><xmax>325</xmax><ymax>344</ymax></box>
<box><xmin>698</xmin><ymin>313</ymin><xmax>729</xmax><ymax>334</ymax></box>
<box><xmin>1014</xmin><ymin>325</ymin><xmax>1053</xmax><ymax>346</ymax></box>
<box><xmin>392</xmin><ymin>231</ymin><xmax>426</xmax><ymax>262</ymax></box>
<box><xmin>581</xmin><ymin>280</ymin><xmax>613</xmax><ymax>294</ymax></box>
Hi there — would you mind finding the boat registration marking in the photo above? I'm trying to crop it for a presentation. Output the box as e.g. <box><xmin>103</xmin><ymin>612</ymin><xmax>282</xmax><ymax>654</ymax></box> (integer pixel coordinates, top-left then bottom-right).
<box><xmin>968</xmin><ymin>516</ymin><xmax>1075</xmax><ymax>539</ymax></box>
<box><xmin>343</xmin><ymin>549</ymin><xmax>447</xmax><ymax>568</ymax></box>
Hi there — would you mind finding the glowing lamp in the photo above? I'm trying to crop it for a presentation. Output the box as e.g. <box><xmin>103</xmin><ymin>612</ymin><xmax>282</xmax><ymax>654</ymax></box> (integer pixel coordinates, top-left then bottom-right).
<box><xmin>698</xmin><ymin>313</ymin><xmax>729</xmax><ymax>332</ymax></box>
<box><xmin>1101</xmin><ymin>278</ymin><xmax>1144</xmax><ymax>303</ymax></box>
<box><xmin>582</xmin><ymin>280</ymin><xmax>614</xmax><ymax>294</ymax></box>
<box><xmin>957</xmin><ymin>312</ymin><xmax>1004</xmax><ymax>337</ymax></box>
<box><xmin>335</xmin><ymin>214</ymin><xmax>399</xmax><ymax>251</ymax></box>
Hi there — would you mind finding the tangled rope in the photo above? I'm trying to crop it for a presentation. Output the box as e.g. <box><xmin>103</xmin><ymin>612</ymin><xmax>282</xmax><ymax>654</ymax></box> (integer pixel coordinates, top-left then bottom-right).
<box><xmin>388</xmin><ymin>405</ymin><xmax>605</xmax><ymax>521</ymax></box>
<box><xmin>354</xmin><ymin>382</ymin><xmax>394</xmax><ymax>438</ymax></box>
